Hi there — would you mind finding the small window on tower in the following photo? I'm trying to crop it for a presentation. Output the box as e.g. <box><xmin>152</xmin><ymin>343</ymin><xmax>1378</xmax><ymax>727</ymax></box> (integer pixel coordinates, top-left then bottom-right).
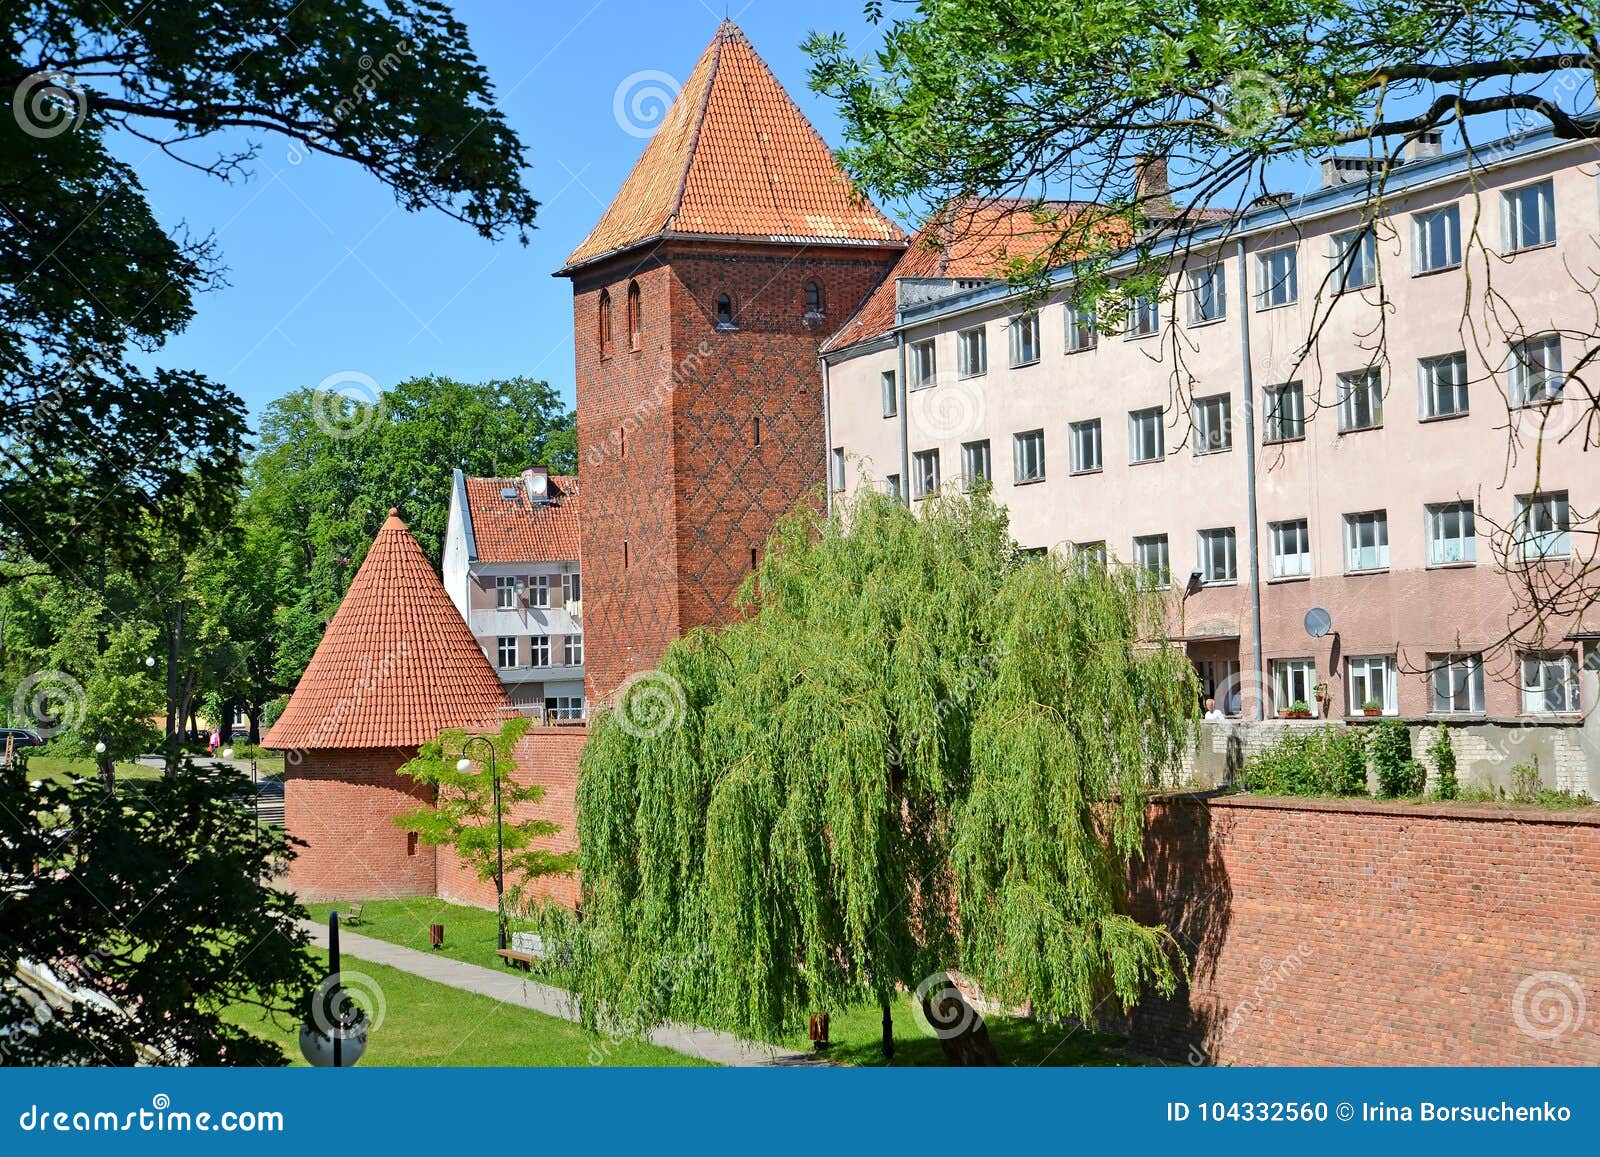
<box><xmin>715</xmin><ymin>293</ymin><xmax>735</xmax><ymax>328</ymax></box>
<box><xmin>752</xmin><ymin>415</ymin><xmax>761</xmax><ymax>446</ymax></box>
<box><xmin>627</xmin><ymin>280</ymin><xmax>642</xmax><ymax>349</ymax></box>
<box><xmin>804</xmin><ymin>281</ymin><xmax>824</xmax><ymax>317</ymax></box>
<box><xmin>749</xmin><ymin>547</ymin><xmax>758</xmax><ymax>570</ymax></box>
<box><xmin>623</xmin><ymin>541</ymin><xmax>630</xmax><ymax>568</ymax></box>
<box><xmin>598</xmin><ymin>289</ymin><xmax>612</xmax><ymax>355</ymax></box>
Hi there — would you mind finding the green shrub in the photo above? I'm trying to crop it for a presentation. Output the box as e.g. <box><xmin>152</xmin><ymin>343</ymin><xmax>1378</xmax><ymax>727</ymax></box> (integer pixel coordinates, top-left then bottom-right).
<box><xmin>1427</xmin><ymin>724</ymin><xmax>1458</xmax><ymax>799</ymax></box>
<box><xmin>1243</xmin><ymin>725</ymin><xmax>1370</xmax><ymax>798</ymax></box>
<box><xmin>1371</xmin><ymin>720</ymin><xmax>1423</xmax><ymax>797</ymax></box>
<box><xmin>261</xmin><ymin>695</ymin><xmax>290</xmax><ymax>730</ymax></box>
<box><xmin>1509</xmin><ymin>755</ymin><xmax>1541</xmax><ymax>803</ymax></box>
<box><xmin>1328</xmin><ymin>728</ymin><xmax>1368</xmax><ymax>796</ymax></box>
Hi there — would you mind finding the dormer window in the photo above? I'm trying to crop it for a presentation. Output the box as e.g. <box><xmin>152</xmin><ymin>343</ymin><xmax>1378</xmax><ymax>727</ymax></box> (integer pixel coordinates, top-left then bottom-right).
<box><xmin>627</xmin><ymin>280</ymin><xmax>642</xmax><ymax>349</ymax></box>
<box><xmin>804</xmin><ymin>281</ymin><xmax>824</xmax><ymax>317</ymax></box>
<box><xmin>598</xmin><ymin>289</ymin><xmax>613</xmax><ymax>355</ymax></box>
<box><xmin>715</xmin><ymin>293</ymin><xmax>735</xmax><ymax>328</ymax></box>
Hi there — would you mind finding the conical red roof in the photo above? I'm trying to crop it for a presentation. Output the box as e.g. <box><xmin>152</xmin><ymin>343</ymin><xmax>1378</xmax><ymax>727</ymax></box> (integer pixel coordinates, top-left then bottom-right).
<box><xmin>264</xmin><ymin>509</ymin><xmax>512</xmax><ymax>750</ymax></box>
<box><xmin>560</xmin><ymin>21</ymin><xmax>903</xmax><ymax>272</ymax></box>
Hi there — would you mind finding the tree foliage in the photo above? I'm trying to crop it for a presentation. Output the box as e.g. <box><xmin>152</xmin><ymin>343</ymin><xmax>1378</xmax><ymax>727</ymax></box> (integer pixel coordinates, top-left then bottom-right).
<box><xmin>546</xmin><ymin>490</ymin><xmax>1196</xmax><ymax>1052</ymax></box>
<box><xmin>0</xmin><ymin>762</ymin><xmax>316</xmax><ymax>1065</ymax></box>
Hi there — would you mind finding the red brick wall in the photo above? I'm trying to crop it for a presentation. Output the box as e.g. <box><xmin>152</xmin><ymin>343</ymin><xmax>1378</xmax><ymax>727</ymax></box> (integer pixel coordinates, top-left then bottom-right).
<box><xmin>572</xmin><ymin>240</ymin><xmax>899</xmax><ymax>706</ymax></box>
<box><xmin>283</xmin><ymin>746</ymin><xmax>434</xmax><ymax>901</ymax></box>
<box><xmin>436</xmin><ymin>726</ymin><xmax>585</xmax><ymax>910</ymax></box>
<box><xmin>1126</xmin><ymin>795</ymin><xmax>1600</xmax><ymax>1065</ymax></box>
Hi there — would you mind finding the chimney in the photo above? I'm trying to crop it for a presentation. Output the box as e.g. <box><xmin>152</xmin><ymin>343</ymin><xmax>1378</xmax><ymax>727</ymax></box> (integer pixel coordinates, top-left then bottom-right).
<box><xmin>1135</xmin><ymin>154</ymin><xmax>1173</xmax><ymax>215</ymax></box>
<box><xmin>521</xmin><ymin>466</ymin><xmax>550</xmax><ymax>504</ymax></box>
<box><xmin>1406</xmin><ymin>130</ymin><xmax>1444</xmax><ymax>162</ymax></box>
<box><xmin>1319</xmin><ymin>155</ymin><xmax>1387</xmax><ymax>188</ymax></box>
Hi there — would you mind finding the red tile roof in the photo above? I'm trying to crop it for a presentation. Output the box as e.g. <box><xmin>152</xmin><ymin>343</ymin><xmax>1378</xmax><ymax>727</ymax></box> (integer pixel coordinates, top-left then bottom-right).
<box><xmin>463</xmin><ymin>475</ymin><xmax>581</xmax><ymax>562</ymax></box>
<box><xmin>560</xmin><ymin>21</ymin><xmax>903</xmax><ymax>272</ymax></box>
<box><xmin>264</xmin><ymin>510</ymin><xmax>512</xmax><ymax>751</ymax></box>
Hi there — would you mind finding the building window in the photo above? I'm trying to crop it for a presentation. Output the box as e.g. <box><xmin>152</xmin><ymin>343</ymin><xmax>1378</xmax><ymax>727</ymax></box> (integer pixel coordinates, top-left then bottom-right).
<box><xmin>749</xmin><ymin>547</ymin><xmax>758</xmax><ymax>571</ymax></box>
<box><xmin>1126</xmin><ymin>295</ymin><xmax>1159</xmax><ymax>339</ymax></box>
<box><xmin>909</xmin><ymin>339</ymin><xmax>937</xmax><ymax>389</ymax></box>
<box><xmin>1347</xmin><ymin>655</ymin><xmax>1397</xmax><ymax>715</ymax></box>
<box><xmin>564</xmin><ymin>634</ymin><xmax>584</xmax><ymax>666</ymax></box>
<box><xmin>627</xmin><ymin>280</ymin><xmax>642</xmax><ymax>348</ymax></box>
<box><xmin>1133</xmin><ymin>533</ymin><xmax>1170</xmax><ymax>588</ymax></box>
<box><xmin>715</xmin><ymin>293</ymin><xmax>735</xmax><ymax>327</ymax></box>
<box><xmin>1271</xmin><ymin>657</ymin><xmax>1317</xmax><ymax>714</ymax></box>
<box><xmin>1430</xmin><ymin>652</ymin><xmax>1484</xmax><ymax>714</ymax></box>
<box><xmin>1414</xmin><ymin>205</ymin><xmax>1461</xmax><ymax>273</ymax></box>
<box><xmin>495</xmin><ymin>576</ymin><xmax>516</xmax><ymax>609</ymax></box>
<box><xmin>562</xmin><ymin>572</ymin><xmax>582</xmax><ymax>605</ymax></box>
<box><xmin>597</xmin><ymin>289</ymin><xmax>612</xmax><ymax>354</ymax></box>
<box><xmin>529</xmin><ymin>635</ymin><xmax>551</xmax><ymax>667</ymax></box>
<box><xmin>1331</xmin><ymin>227</ymin><xmax>1377</xmax><ymax>293</ymax></box>
<box><xmin>1128</xmin><ymin>407</ymin><xmax>1164</xmax><ymax>464</ymax></box>
<box><xmin>960</xmin><ymin>439</ymin><xmax>991</xmax><ymax>489</ymax></box>
<box><xmin>881</xmin><ymin>370</ymin><xmax>898</xmax><ymax>418</ymax></box>
<box><xmin>1188</xmin><ymin>265</ymin><xmax>1226</xmax><ymax>325</ymax></box>
<box><xmin>528</xmin><ymin>574</ymin><xmax>549</xmax><ymax>608</ymax></box>
<box><xmin>1515</xmin><ymin>491</ymin><xmax>1570</xmax><ymax>559</ymax></box>
<box><xmin>1426</xmin><ymin>501</ymin><xmax>1476</xmax><ymax>565</ymax></box>
<box><xmin>1419</xmin><ymin>352</ymin><xmax>1469</xmax><ymax>419</ymax></box>
<box><xmin>1502</xmin><ymin>179</ymin><xmax>1555</xmax><ymax>252</ymax></box>
<box><xmin>804</xmin><ymin>281</ymin><xmax>824</xmax><ymax>316</ymax></box>
<box><xmin>911</xmin><ymin>449</ymin><xmax>940</xmax><ymax>499</ymax></box>
<box><xmin>752</xmin><ymin>415</ymin><xmax>761</xmax><ymax>446</ymax></box>
<box><xmin>1522</xmin><ymin>652</ymin><xmax>1579</xmax><ymax>713</ymax></box>
<box><xmin>1508</xmin><ymin>335</ymin><xmax>1563</xmax><ymax>406</ymax></box>
<box><xmin>830</xmin><ymin>447</ymin><xmax>846</xmax><ymax>492</ymax></box>
<box><xmin>1009</xmin><ymin>313</ymin><xmax>1041</xmax><ymax>366</ymax></box>
<box><xmin>1074</xmin><ymin>540</ymin><xmax>1108</xmax><ymax>568</ymax></box>
<box><xmin>546</xmin><ymin>696</ymin><xmax>585</xmax><ymax>722</ymax></box>
<box><xmin>496</xmin><ymin>637</ymin><xmax>517</xmax><ymax>669</ymax></box>
<box><xmin>1337</xmin><ymin>367</ymin><xmax>1383</xmax><ymax>431</ymax></box>
<box><xmin>1065</xmin><ymin>302</ymin><xmax>1098</xmax><ymax>352</ymax></box>
<box><xmin>1197</xmin><ymin>527</ymin><xmax>1237</xmax><ymax>584</ymax></box>
<box><xmin>1067</xmin><ymin>419</ymin><xmax>1102</xmax><ymax>474</ymax></box>
<box><xmin>1191</xmin><ymin>393</ymin><xmax>1232</xmax><ymax>454</ymax></box>
<box><xmin>957</xmin><ymin>325</ymin><xmax>987</xmax><ymax>378</ymax></box>
<box><xmin>1012</xmin><ymin>429</ymin><xmax>1046</xmax><ymax>483</ymax></box>
<box><xmin>885</xmin><ymin>473</ymin><xmax>902</xmax><ymax>500</ymax></box>
<box><xmin>1263</xmin><ymin>382</ymin><xmax>1305</xmax><ymax>442</ymax></box>
<box><xmin>623</xmin><ymin>541</ymin><xmax>629</xmax><ymax>568</ymax></box>
<box><xmin>1255</xmin><ymin>245</ymin><xmax>1298</xmax><ymax>309</ymax></box>
<box><xmin>1269</xmin><ymin>519</ymin><xmax>1311</xmax><ymax>579</ymax></box>
<box><xmin>1344</xmin><ymin>510</ymin><xmax>1389</xmax><ymax>572</ymax></box>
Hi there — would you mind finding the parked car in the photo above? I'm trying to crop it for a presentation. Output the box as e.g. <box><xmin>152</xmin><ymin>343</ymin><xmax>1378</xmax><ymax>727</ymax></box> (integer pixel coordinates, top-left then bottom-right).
<box><xmin>0</xmin><ymin>728</ymin><xmax>46</xmax><ymax>749</ymax></box>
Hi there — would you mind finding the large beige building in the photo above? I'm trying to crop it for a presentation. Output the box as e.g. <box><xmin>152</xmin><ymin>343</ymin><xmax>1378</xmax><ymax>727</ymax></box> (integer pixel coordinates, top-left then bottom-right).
<box><xmin>824</xmin><ymin>126</ymin><xmax>1600</xmax><ymax>725</ymax></box>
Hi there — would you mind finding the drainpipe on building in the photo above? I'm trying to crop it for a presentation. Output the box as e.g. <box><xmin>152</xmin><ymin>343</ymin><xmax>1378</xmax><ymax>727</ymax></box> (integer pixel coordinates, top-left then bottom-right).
<box><xmin>896</xmin><ymin>329</ymin><xmax>910</xmax><ymax>507</ymax></box>
<box><xmin>821</xmin><ymin>355</ymin><xmax>834</xmax><ymax>517</ymax></box>
<box><xmin>1236</xmin><ymin>239</ymin><xmax>1267</xmax><ymax>720</ymax></box>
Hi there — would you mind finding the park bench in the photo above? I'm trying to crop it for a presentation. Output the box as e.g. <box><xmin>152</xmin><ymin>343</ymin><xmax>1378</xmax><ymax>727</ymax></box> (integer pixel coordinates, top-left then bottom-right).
<box><xmin>496</xmin><ymin>948</ymin><xmax>537</xmax><ymax>971</ymax></box>
<box><xmin>340</xmin><ymin>902</ymin><xmax>365</xmax><ymax>925</ymax></box>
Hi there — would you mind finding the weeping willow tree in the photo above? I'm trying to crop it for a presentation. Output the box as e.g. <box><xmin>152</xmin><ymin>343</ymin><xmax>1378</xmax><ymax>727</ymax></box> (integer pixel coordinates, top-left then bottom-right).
<box><xmin>549</xmin><ymin>488</ymin><xmax>1196</xmax><ymax>1063</ymax></box>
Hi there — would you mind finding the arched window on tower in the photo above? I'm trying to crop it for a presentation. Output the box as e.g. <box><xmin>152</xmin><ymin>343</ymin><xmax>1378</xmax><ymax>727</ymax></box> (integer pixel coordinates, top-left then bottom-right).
<box><xmin>626</xmin><ymin>280</ymin><xmax>642</xmax><ymax>349</ymax></box>
<box><xmin>804</xmin><ymin>281</ymin><xmax>824</xmax><ymax>317</ymax></box>
<box><xmin>597</xmin><ymin>289</ymin><xmax>612</xmax><ymax>355</ymax></box>
<box><xmin>715</xmin><ymin>293</ymin><xmax>735</xmax><ymax>328</ymax></box>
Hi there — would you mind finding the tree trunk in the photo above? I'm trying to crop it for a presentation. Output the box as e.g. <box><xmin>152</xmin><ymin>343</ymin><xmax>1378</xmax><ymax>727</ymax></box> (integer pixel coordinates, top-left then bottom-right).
<box><xmin>879</xmin><ymin>997</ymin><xmax>895</xmax><ymax>1064</ymax></box>
<box><xmin>97</xmin><ymin>754</ymin><xmax>115</xmax><ymax>798</ymax></box>
<box><xmin>920</xmin><ymin>975</ymin><xmax>1002</xmax><ymax>1066</ymax></box>
<box><xmin>163</xmin><ymin>601</ymin><xmax>184</xmax><ymax>774</ymax></box>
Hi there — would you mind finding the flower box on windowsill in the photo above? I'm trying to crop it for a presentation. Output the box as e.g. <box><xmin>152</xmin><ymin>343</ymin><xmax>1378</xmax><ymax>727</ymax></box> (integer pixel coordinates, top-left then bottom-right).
<box><xmin>1278</xmin><ymin>709</ymin><xmax>1313</xmax><ymax>720</ymax></box>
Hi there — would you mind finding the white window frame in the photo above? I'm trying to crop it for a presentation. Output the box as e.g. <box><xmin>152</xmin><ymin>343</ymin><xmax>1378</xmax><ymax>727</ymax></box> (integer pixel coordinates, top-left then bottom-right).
<box><xmin>496</xmin><ymin>636</ymin><xmax>518</xmax><ymax>669</ymax></box>
<box><xmin>1065</xmin><ymin>302</ymin><xmax>1098</xmax><ymax>352</ymax></box>
<box><xmin>529</xmin><ymin>635</ymin><xmax>551</xmax><ymax>667</ymax></box>
<box><xmin>830</xmin><ymin>446</ymin><xmax>846</xmax><ymax>492</ymax></box>
<box><xmin>1125</xmin><ymin>295</ymin><xmax>1159</xmax><ymax>340</ymax></box>
<box><xmin>1191</xmin><ymin>393</ymin><xmax>1233</xmax><ymax>455</ymax></box>
<box><xmin>563</xmin><ymin>634</ymin><xmax>584</xmax><ymax>666</ymax></box>
<box><xmin>1337</xmin><ymin>368</ymin><xmax>1383</xmax><ymax>431</ymax></box>
<box><xmin>1425</xmin><ymin>501</ymin><xmax>1477</xmax><ymax>566</ymax></box>
<box><xmin>1074</xmin><ymin>540</ymin><xmax>1108</xmax><ymax>568</ymax></box>
<box><xmin>562</xmin><ymin>571</ymin><xmax>582</xmax><ymax>606</ymax></box>
<box><xmin>911</xmin><ymin>449</ymin><xmax>940</xmax><ymax>500</ymax></box>
<box><xmin>1508</xmin><ymin>334</ymin><xmax>1563</xmax><ymax>406</ymax></box>
<box><xmin>1268</xmin><ymin>518</ymin><xmax>1311</xmax><ymax>579</ymax></box>
<box><xmin>885</xmin><ymin>473</ymin><xmax>902</xmax><ymax>500</ymax></box>
<box><xmin>1419</xmin><ymin>352</ymin><xmax>1469</xmax><ymax>419</ymax></box>
<box><xmin>1502</xmin><ymin>179</ymin><xmax>1556</xmax><ymax>252</ymax></box>
<box><xmin>1263</xmin><ymin>382</ymin><xmax>1305</xmax><ymax>442</ymax></box>
<box><xmin>960</xmin><ymin>439</ymin><xmax>992</xmax><ymax>488</ymax></box>
<box><xmin>957</xmin><ymin>325</ymin><xmax>988</xmax><ymax>378</ymax></box>
<box><xmin>1197</xmin><ymin>527</ymin><xmax>1238</xmax><ymax>584</ymax></box>
<box><xmin>1343</xmin><ymin>510</ymin><xmax>1389</xmax><ymax>573</ymax></box>
<box><xmin>1522</xmin><ymin>652</ymin><xmax>1580</xmax><ymax>714</ymax></box>
<box><xmin>1515</xmin><ymin>491</ymin><xmax>1570</xmax><ymax>559</ymax></box>
<box><xmin>1430</xmin><ymin>652</ymin><xmax>1484</xmax><ymax>715</ymax></box>
<box><xmin>527</xmin><ymin>574</ymin><xmax>549</xmax><ymax>608</ymax></box>
<box><xmin>1255</xmin><ymin>246</ymin><xmax>1298</xmax><ymax>309</ymax></box>
<box><xmin>1128</xmin><ymin>407</ymin><xmax>1165</xmax><ymax>464</ymax></box>
<box><xmin>1347</xmin><ymin>655</ymin><xmax>1397</xmax><ymax>716</ymax></box>
<box><xmin>1331</xmin><ymin>228</ymin><xmax>1377</xmax><ymax>293</ymax></box>
<box><xmin>1069</xmin><ymin>419</ymin><xmax>1102</xmax><ymax>474</ymax></box>
<box><xmin>1133</xmin><ymin>533</ymin><xmax>1170</xmax><ymax>588</ymax></box>
<box><xmin>1013</xmin><ymin>429</ymin><xmax>1046</xmax><ymax>483</ymax></box>
<box><xmin>1188</xmin><ymin>265</ymin><xmax>1226</xmax><ymax>325</ymax></box>
<box><xmin>881</xmin><ymin>370</ymin><xmax>897</xmax><ymax>418</ymax></box>
<box><xmin>495</xmin><ymin>575</ymin><xmax>516</xmax><ymax>610</ymax></box>
<box><xmin>545</xmin><ymin>695</ymin><xmax>585</xmax><ymax>722</ymax></box>
<box><xmin>1009</xmin><ymin>313</ymin><xmax>1041</xmax><ymax>366</ymax></box>
<box><xmin>909</xmin><ymin>339</ymin><xmax>937</xmax><ymax>389</ymax></box>
<box><xmin>1271</xmin><ymin>657</ymin><xmax>1318</xmax><ymax>715</ymax></box>
<box><xmin>1413</xmin><ymin>204</ymin><xmax>1461</xmax><ymax>273</ymax></box>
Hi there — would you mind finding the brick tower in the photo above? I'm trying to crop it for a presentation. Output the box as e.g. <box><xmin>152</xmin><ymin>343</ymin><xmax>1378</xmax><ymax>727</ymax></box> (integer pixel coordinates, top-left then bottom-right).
<box><xmin>559</xmin><ymin>21</ymin><xmax>905</xmax><ymax>704</ymax></box>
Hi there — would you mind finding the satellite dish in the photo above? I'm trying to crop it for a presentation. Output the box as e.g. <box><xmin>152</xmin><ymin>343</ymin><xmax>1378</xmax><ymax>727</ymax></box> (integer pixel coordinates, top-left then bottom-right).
<box><xmin>1304</xmin><ymin>607</ymin><xmax>1333</xmax><ymax>638</ymax></box>
<box><xmin>528</xmin><ymin>473</ymin><xmax>548</xmax><ymax>497</ymax></box>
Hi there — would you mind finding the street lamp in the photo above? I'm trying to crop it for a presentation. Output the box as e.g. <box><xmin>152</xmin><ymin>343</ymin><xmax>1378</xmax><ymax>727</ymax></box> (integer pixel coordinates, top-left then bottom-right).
<box><xmin>456</xmin><ymin>736</ymin><xmax>506</xmax><ymax>951</ymax></box>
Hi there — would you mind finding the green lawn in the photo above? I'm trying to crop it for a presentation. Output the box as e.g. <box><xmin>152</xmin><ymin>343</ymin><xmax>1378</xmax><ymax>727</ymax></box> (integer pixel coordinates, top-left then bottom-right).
<box><xmin>309</xmin><ymin>897</ymin><xmax>1141</xmax><ymax>1066</ymax></box>
<box><xmin>21</xmin><ymin>755</ymin><xmax>162</xmax><ymax>787</ymax></box>
<box><xmin>221</xmin><ymin>950</ymin><xmax>707</xmax><ymax>1067</ymax></box>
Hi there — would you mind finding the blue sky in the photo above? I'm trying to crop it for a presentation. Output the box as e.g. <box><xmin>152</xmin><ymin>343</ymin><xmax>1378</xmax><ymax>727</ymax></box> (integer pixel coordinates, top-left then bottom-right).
<box><xmin>117</xmin><ymin>0</ymin><xmax>885</xmax><ymax>430</ymax></box>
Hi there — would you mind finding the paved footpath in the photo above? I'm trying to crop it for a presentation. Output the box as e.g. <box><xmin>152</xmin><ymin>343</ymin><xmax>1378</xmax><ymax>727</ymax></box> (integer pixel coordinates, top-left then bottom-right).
<box><xmin>301</xmin><ymin>920</ymin><xmax>820</xmax><ymax>1067</ymax></box>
